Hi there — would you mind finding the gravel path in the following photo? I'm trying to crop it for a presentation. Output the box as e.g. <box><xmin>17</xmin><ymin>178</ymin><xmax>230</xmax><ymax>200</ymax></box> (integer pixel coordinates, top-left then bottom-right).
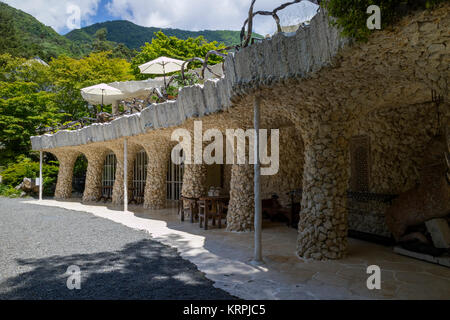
<box><xmin>0</xmin><ymin>197</ymin><xmax>235</xmax><ymax>300</ymax></box>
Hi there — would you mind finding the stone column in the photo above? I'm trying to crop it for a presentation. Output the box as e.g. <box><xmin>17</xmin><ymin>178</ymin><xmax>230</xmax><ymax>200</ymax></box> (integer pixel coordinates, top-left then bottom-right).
<box><xmin>181</xmin><ymin>164</ymin><xmax>207</xmax><ymax>198</ymax></box>
<box><xmin>226</xmin><ymin>164</ymin><xmax>254</xmax><ymax>232</ymax></box>
<box><xmin>81</xmin><ymin>147</ymin><xmax>109</xmax><ymax>202</ymax></box>
<box><xmin>141</xmin><ymin>139</ymin><xmax>171</xmax><ymax>209</ymax></box>
<box><xmin>52</xmin><ymin>149</ymin><xmax>80</xmax><ymax>200</ymax></box>
<box><xmin>296</xmin><ymin>123</ymin><xmax>350</xmax><ymax>260</ymax></box>
<box><xmin>109</xmin><ymin>142</ymin><xmax>140</xmax><ymax>205</ymax></box>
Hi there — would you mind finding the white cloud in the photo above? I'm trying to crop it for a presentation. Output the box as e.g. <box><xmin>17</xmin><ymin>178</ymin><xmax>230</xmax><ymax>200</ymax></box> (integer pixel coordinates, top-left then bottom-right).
<box><xmin>106</xmin><ymin>0</ymin><xmax>319</xmax><ymax>35</ymax></box>
<box><xmin>2</xmin><ymin>0</ymin><xmax>101</xmax><ymax>32</ymax></box>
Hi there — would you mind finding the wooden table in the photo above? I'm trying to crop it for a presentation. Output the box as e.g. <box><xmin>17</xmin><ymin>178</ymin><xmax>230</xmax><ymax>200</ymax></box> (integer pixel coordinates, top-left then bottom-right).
<box><xmin>198</xmin><ymin>195</ymin><xmax>229</xmax><ymax>229</ymax></box>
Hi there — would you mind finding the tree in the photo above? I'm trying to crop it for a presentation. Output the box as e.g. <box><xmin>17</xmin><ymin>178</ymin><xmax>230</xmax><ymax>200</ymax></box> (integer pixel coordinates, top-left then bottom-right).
<box><xmin>47</xmin><ymin>51</ymin><xmax>134</xmax><ymax>119</ymax></box>
<box><xmin>0</xmin><ymin>52</ymin><xmax>135</xmax><ymax>165</ymax></box>
<box><xmin>0</xmin><ymin>9</ymin><xmax>20</xmax><ymax>56</ymax></box>
<box><xmin>0</xmin><ymin>54</ymin><xmax>65</xmax><ymax>164</ymax></box>
<box><xmin>131</xmin><ymin>31</ymin><xmax>226</xmax><ymax>80</ymax></box>
<box><xmin>94</xmin><ymin>28</ymin><xmax>108</xmax><ymax>42</ymax></box>
<box><xmin>92</xmin><ymin>28</ymin><xmax>114</xmax><ymax>53</ymax></box>
<box><xmin>111</xmin><ymin>43</ymin><xmax>137</xmax><ymax>61</ymax></box>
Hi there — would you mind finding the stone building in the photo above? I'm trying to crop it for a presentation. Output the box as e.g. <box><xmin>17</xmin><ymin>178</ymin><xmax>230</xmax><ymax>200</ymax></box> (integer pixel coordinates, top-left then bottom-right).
<box><xmin>30</xmin><ymin>6</ymin><xmax>449</xmax><ymax>261</ymax></box>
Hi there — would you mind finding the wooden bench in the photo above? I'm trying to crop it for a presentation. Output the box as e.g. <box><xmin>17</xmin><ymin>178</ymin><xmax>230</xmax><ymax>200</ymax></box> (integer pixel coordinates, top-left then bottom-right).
<box><xmin>262</xmin><ymin>190</ymin><xmax>302</xmax><ymax>228</ymax></box>
<box><xmin>98</xmin><ymin>186</ymin><xmax>113</xmax><ymax>202</ymax></box>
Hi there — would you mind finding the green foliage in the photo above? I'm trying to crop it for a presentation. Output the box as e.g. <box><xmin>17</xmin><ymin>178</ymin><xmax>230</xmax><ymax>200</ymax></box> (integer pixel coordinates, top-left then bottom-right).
<box><xmin>73</xmin><ymin>156</ymin><xmax>88</xmax><ymax>177</ymax></box>
<box><xmin>110</xmin><ymin>43</ymin><xmax>137</xmax><ymax>61</ymax></box>
<box><xmin>131</xmin><ymin>31</ymin><xmax>226</xmax><ymax>80</ymax></box>
<box><xmin>0</xmin><ymin>54</ymin><xmax>65</xmax><ymax>164</ymax></box>
<box><xmin>173</xmin><ymin>72</ymin><xmax>200</xmax><ymax>87</ymax></box>
<box><xmin>324</xmin><ymin>0</ymin><xmax>447</xmax><ymax>41</ymax></box>
<box><xmin>0</xmin><ymin>6</ymin><xmax>20</xmax><ymax>57</ymax></box>
<box><xmin>91</xmin><ymin>29</ymin><xmax>137</xmax><ymax>61</ymax></box>
<box><xmin>0</xmin><ymin>155</ymin><xmax>59</xmax><ymax>196</ymax></box>
<box><xmin>0</xmin><ymin>184</ymin><xmax>22</xmax><ymax>198</ymax></box>
<box><xmin>0</xmin><ymin>52</ymin><xmax>133</xmax><ymax>165</ymax></box>
<box><xmin>92</xmin><ymin>28</ymin><xmax>114</xmax><ymax>53</ymax></box>
<box><xmin>47</xmin><ymin>51</ymin><xmax>134</xmax><ymax>119</ymax></box>
<box><xmin>65</xmin><ymin>20</ymin><xmax>256</xmax><ymax>50</ymax></box>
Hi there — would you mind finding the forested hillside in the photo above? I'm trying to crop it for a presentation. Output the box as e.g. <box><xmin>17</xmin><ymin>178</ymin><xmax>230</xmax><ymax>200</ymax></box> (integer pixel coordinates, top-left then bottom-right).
<box><xmin>0</xmin><ymin>2</ymin><xmax>89</xmax><ymax>60</ymax></box>
<box><xmin>65</xmin><ymin>20</ymin><xmax>260</xmax><ymax>49</ymax></box>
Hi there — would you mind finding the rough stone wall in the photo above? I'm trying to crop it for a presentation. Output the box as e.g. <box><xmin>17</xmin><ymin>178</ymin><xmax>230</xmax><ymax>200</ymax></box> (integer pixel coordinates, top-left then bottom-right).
<box><xmin>349</xmin><ymin>102</ymin><xmax>450</xmax><ymax>236</ymax></box>
<box><xmin>180</xmin><ymin>135</ymin><xmax>209</xmax><ymax>199</ymax></box>
<box><xmin>295</xmin><ymin>117</ymin><xmax>351</xmax><ymax>260</ymax></box>
<box><xmin>140</xmin><ymin>138</ymin><xmax>171</xmax><ymax>209</ymax></box>
<box><xmin>227</xmin><ymin>164</ymin><xmax>254</xmax><ymax>232</ymax></box>
<box><xmin>260</xmin><ymin>126</ymin><xmax>304</xmax><ymax>206</ymax></box>
<box><xmin>51</xmin><ymin>149</ymin><xmax>80</xmax><ymax>199</ymax></box>
<box><xmin>81</xmin><ymin>147</ymin><xmax>109</xmax><ymax>202</ymax></box>
<box><xmin>354</xmin><ymin>103</ymin><xmax>449</xmax><ymax>193</ymax></box>
<box><xmin>108</xmin><ymin>141</ymin><xmax>140</xmax><ymax>205</ymax></box>
<box><xmin>181</xmin><ymin>164</ymin><xmax>207</xmax><ymax>198</ymax></box>
<box><xmin>348</xmin><ymin>200</ymin><xmax>392</xmax><ymax>237</ymax></box>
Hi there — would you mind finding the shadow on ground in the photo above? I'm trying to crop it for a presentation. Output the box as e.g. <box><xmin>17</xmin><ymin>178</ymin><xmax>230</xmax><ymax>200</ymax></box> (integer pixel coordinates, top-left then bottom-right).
<box><xmin>0</xmin><ymin>239</ymin><xmax>236</xmax><ymax>300</ymax></box>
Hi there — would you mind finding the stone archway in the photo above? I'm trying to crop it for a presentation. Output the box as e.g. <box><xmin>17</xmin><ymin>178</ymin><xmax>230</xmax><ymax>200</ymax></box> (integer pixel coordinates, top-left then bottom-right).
<box><xmin>131</xmin><ymin>148</ymin><xmax>148</xmax><ymax>203</ymax></box>
<box><xmin>72</xmin><ymin>154</ymin><xmax>88</xmax><ymax>198</ymax></box>
<box><xmin>102</xmin><ymin>151</ymin><xmax>117</xmax><ymax>201</ymax></box>
<box><xmin>132</xmin><ymin>134</ymin><xmax>173</xmax><ymax>210</ymax></box>
<box><xmin>167</xmin><ymin>148</ymin><xmax>184</xmax><ymax>201</ymax></box>
<box><xmin>49</xmin><ymin>148</ymin><xmax>81</xmax><ymax>200</ymax></box>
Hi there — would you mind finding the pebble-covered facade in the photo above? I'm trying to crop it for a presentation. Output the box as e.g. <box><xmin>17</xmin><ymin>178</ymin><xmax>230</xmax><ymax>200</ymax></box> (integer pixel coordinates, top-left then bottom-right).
<box><xmin>30</xmin><ymin>6</ymin><xmax>449</xmax><ymax>260</ymax></box>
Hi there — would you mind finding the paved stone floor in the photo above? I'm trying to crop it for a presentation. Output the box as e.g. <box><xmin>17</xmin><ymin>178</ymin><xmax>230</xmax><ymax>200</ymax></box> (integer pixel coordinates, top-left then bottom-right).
<box><xmin>26</xmin><ymin>199</ymin><xmax>450</xmax><ymax>300</ymax></box>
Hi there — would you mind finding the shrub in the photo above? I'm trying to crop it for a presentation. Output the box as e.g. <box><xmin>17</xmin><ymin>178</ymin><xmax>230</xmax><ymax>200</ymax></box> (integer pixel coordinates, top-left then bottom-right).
<box><xmin>0</xmin><ymin>155</ymin><xmax>59</xmax><ymax>196</ymax></box>
<box><xmin>0</xmin><ymin>184</ymin><xmax>22</xmax><ymax>197</ymax></box>
<box><xmin>323</xmin><ymin>0</ymin><xmax>446</xmax><ymax>41</ymax></box>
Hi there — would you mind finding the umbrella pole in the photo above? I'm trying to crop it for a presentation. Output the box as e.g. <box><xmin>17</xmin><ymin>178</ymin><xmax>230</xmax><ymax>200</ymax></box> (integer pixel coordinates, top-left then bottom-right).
<box><xmin>101</xmin><ymin>89</ymin><xmax>104</xmax><ymax>113</ymax></box>
<box><xmin>163</xmin><ymin>64</ymin><xmax>167</xmax><ymax>95</ymax></box>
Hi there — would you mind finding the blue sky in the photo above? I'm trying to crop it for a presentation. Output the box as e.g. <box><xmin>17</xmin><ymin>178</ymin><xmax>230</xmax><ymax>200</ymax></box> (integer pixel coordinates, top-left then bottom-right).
<box><xmin>89</xmin><ymin>0</ymin><xmax>116</xmax><ymax>26</ymax></box>
<box><xmin>2</xmin><ymin>0</ymin><xmax>318</xmax><ymax>36</ymax></box>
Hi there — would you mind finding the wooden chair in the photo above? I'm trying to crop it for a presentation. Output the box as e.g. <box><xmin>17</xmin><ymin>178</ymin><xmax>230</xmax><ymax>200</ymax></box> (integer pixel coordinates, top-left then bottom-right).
<box><xmin>198</xmin><ymin>198</ymin><xmax>228</xmax><ymax>230</ymax></box>
<box><xmin>197</xmin><ymin>199</ymin><xmax>209</xmax><ymax>229</ymax></box>
<box><xmin>128</xmin><ymin>187</ymin><xmax>138</xmax><ymax>204</ymax></box>
<box><xmin>179</xmin><ymin>196</ymin><xmax>198</xmax><ymax>223</ymax></box>
<box><xmin>213</xmin><ymin>200</ymin><xmax>228</xmax><ymax>229</ymax></box>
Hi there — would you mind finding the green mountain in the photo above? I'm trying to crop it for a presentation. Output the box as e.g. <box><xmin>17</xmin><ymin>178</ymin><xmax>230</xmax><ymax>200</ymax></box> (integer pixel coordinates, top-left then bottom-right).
<box><xmin>0</xmin><ymin>2</ymin><xmax>89</xmax><ymax>60</ymax></box>
<box><xmin>65</xmin><ymin>20</ymin><xmax>258</xmax><ymax>49</ymax></box>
